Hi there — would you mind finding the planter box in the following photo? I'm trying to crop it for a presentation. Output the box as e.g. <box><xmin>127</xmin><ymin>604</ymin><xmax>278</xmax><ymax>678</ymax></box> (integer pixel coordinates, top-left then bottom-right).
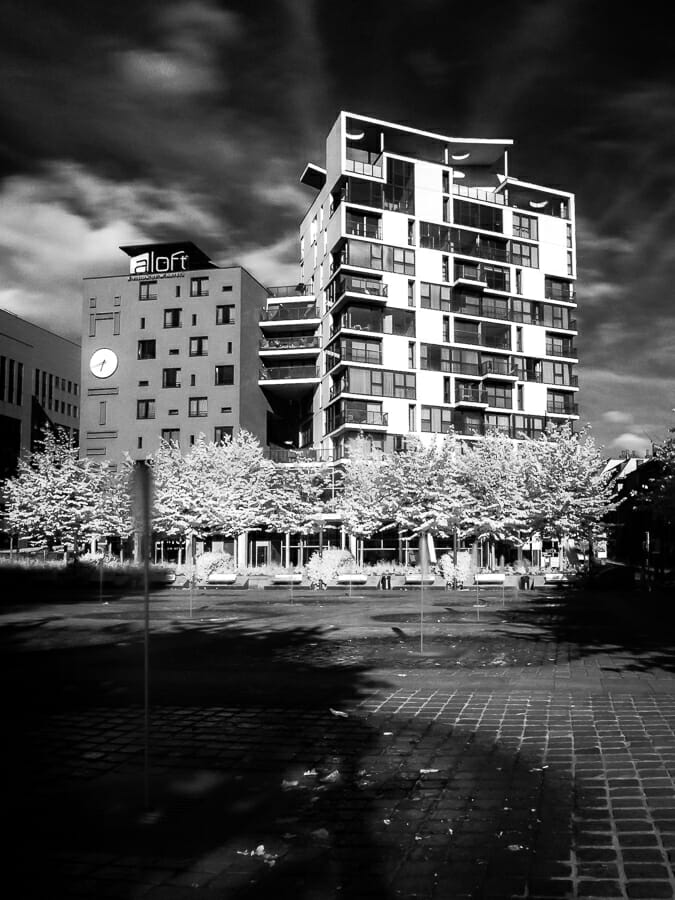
<box><xmin>271</xmin><ymin>574</ymin><xmax>303</xmax><ymax>585</ymax></box>
<box><xmin>336</xmin><ymin>573</ymin><xmax>368</xmax><ymax>585</ymax></box>
<box><xmin>474</xmin><ymin>573</ymin><xmax>505</xmax><ymax>586</ymax></box>
<box><xmin>206</xmin><ymin>573</ymin><xmax>237</xmax><ymax>585</ymax></box>
<box><xmin>404</xmin><ymin>574</ymin><xmax>435</xmax><ymax>586</ymax></box>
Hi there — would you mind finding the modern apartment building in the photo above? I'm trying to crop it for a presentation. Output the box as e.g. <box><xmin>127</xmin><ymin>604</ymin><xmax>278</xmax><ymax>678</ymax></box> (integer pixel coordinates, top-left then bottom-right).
<box><xmin>0</xmin><ymin>308</ymin><xmax>80</xmax><ymax>478</ymax></box>
<box><xmin>266</xmin><ymin>111</ymin><xmax>578</xmax><ymax>458</ymax></box>
<box><xmin>80</xmin><ymin>243</ymin><xmax>269</xmax><ymax>464</ymax></box>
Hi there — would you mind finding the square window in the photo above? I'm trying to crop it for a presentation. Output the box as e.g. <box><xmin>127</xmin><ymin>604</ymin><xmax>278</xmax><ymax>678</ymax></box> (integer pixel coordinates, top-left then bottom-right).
<box><xmin>216</xmin><ymin>305</ymin><xmax>235</xmax><ymax>325</ymax></box>
<box><xmin>190</xmin><ymin>277</ymin><xmax>209</xmax><ymax>297</ymax></box>
<box><xmin>189</xmin><ymin>397</ymin><xmax>208</xmax><ymax>417</ymax></box>
<box><xmin>161</xmin><ymin>428</ymin><xmax>180</xmax><ymax>444</ymax></box>
<box><xmin>215</xmin><ymin>364</ymin><xmax>234</xmax><ymax>386</ymax></box>
<box><xmin>163</xmin><ymin>308</ymin><xmax>182</xmax><ymax>328</ymax></box>
<box><xmin>137</xmin><ymin>339</ymin><xmax>156</xmax><ymax>360</ymax></box>
<box><xmin>162</xmin><ymin>368</ymin><xmax>181</xmax><ymax>388</ymax></box>
<box><xmin>139</xmin><ymin>281</ymin><xmax>157</xmax><ymax>301</ymax></box>
<box><xmin>214</xmin><ymin>425</ymin><xmax>233</xmax><ymax>443</ymax></box>
<box><xmin>136</xmin><ymin>399</ymin><xmax>155</xmax><ymax>419</ymax></box>
<box><xmin>189</xmin><ymin>336</ymin><xmax>208</xmax><ymax>356</ymax></box>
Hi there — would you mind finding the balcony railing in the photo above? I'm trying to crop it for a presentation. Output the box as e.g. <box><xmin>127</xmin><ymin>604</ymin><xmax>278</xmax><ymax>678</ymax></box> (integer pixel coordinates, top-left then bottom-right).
<box><xmin>263</xmin><ymin>447</ymin><xmax>331</xmax><ymax>463</ymax></box>
<box><xmin>450</xmin><ymin>362</ymin><xmax>482</xmax><ymax>377</ymax></box>
<box><xmin>332</xmin><ymin>410</ymin><xmax>388</xmax><ymax>429</ymax></box>
<box><xmin>329</xmin><ymin>346</ymin><xmax>382</xmax><ymax>366</ymax></box>
<box><xmin>345</xmin><ymin>149</ymin><xmax>384</xmax><ymax>179</ymax></box>
<box><xmin>547</xmin><ymin>402</ymin><xmax>579</xmax><ymax>416</ymax></box>
<box><xmin>452</xmin><ymin>184</ymin><xmax>506</xmax><ymax>206</ymax></box>
<box><xmin>259</xmin><ymin>336</ymin><xmax>321</xmax><ymax>351</ymax></box>
<box><xmin>454</xmin><ymin>329</ymin><xmax>511</xmax><ymax>350</ymax></box>
<box><xmin>545</xmin><ymin>286</ymin><xmax>576</xmax><ymax>302</ymax></box>
<box><xmin>259</xmin><ymin>365</ymin><xmax>320</xmax><ymax>381</ymax></box>
<box><xmin>267</xmin><ymin>284</ymin><xmax>312</xmax><ymax>298</ymax></box>
<box><xmin>330</xmin><ymin>314</ymin><xmax>383</xmax><ymax>337</ymax></box>
<box><xmin>456</xmin><ymin>386</ymin><xmax>488</xmax><ymax>404</ymax></box>
<box><xmin>259</xmin><ymin>304</ymin><xmax>319</xmax><ymax>322</ymax></box>
<box><xmin>546</xmin><ymin>343</ymin><xmax>578</xmax><ymax>358</ymax></box>
<box><xmin>337</xmin><ymin>274</ymin><xmax>388</xmax><ymax>298</ymax></box>
<box><xmin>345</xmin><ymin>213</ymin><xmax>382</xmax><ymax>240</ymax></box>
<box><xmin>481</xmin><ymin>359</ymin><xmax>517</xmax><ymax>377</ymax></box>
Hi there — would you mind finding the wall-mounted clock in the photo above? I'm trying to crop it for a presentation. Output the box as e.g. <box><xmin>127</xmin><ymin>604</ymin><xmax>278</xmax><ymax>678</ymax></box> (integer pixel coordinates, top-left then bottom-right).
<box><xmin>89</xmin><ymin>348</ymin><xmax>119</xmax><ymax>379</ymax></box>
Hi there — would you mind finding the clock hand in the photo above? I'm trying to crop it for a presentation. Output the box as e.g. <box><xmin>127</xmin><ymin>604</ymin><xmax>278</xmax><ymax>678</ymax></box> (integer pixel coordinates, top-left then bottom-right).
<box><xmin>99</xmin><ymin>360</ymin><xmax>106</xmax><ymax>372</ymax></box>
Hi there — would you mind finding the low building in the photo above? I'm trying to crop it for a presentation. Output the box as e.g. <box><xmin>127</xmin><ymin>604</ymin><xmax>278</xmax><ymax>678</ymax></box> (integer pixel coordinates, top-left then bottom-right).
<box><xmin>0</xmin><ymin>307</ymin><xmax>81</xmax><ymax>478</ymax></box>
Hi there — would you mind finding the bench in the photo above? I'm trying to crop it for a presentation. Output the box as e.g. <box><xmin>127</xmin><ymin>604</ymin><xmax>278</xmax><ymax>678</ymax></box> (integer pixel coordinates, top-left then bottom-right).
<box><xmin>404</xmin><ymin>574</ymin><xmax>436</xmax><ymax>586</ymax></box>
<box><xmin>336</xmin><ymin>573</ymin><xmax>368</xmax><ymax>585</ymax></box>
<box><xmin>474</xmin><ymin>573</ymin><xmax>506</xmax><ymax>586</ymax></box>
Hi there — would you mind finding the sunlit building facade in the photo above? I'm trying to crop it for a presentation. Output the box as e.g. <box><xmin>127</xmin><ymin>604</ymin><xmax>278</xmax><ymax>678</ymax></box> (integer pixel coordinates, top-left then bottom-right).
<box><xmin>264</xmin><ymin>111</ymin><xmax>579</xmax><ymax>458</ymax></box>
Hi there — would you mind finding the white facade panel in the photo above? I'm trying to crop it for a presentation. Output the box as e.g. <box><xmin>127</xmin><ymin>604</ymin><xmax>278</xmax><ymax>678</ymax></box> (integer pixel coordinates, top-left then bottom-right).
<box><xmin>521</xmin><ymin>324</ymin><xmax>546</xmax><ymax>357</ymax></box>
<box><xmin>538</xmin><ymin>216</ymin><xmax>570</xmax><ymax>277</ymax></box>
<box><xmin>416</xmin><ymin>248</ymin><xmax>443</xmax><ymax>282</ymax></box>
<box><xmin>414</xmin><ymin>161</ymin><xmax>443</xmax><ymax>222</ymax></box>
<box><xmin>522</xmin><ymin>382</ymin><xmax>547</xmax><ymax>415</ymax></box>
<box><xmin>417</xmin><ymin>370</ymin><xmax>444</xmax><ymax>405</ymax></box>
<box><xmin>382</xmin><ymin>210</ymin><xmax>409</xmax><ymax>248</ymax></box>
<box><xmin>417</xmin><ymin>308</ymin><xmax>444</xmax><ymax>343</ymax></box>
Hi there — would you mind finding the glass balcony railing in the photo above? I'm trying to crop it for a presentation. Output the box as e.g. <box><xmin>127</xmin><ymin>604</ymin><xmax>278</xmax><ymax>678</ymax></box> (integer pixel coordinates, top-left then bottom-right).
<box><xmin>481</xmin><ymin>359</ymin><xmax>518</xmax><ymax>377</ymax></box>
<box><xmin>259</xmin><ymin>304</ymin><xmax>319</xmax><ymax>322</ymax></box>
<box><xmin>267</xmin><ymin>284</ymin><xmax>312</xmax><ymax>298</ymax></box>
<box><xmin>259</xmin><ymin>365</ymin><xmax>320</xmax><ymax>381</ymax></box>
<box><xmin>345</xmin><ymin>213</ymin><xmax>382</xmax><ymax>240</ymax></box>
<box><xmin>332</xmin><ymin>410</ymin><xmax>388</xmax><ymax>429</ymax></box>
<box><xmin>330</xmin><ymin>314</ymin><xmax>383</xmax><ymax>337</ymax></box>
<box><xmin>547</xmin><ymin>401</ymin><xmax>579</xmax><ymax>416</ymax></box>
<box><xmin>259</xmin><ymin>336</ymin><xmax>320</xmax><ymax>351</ymax></box>
<box><xmin>545</xmin><ymin>343</ymin><xmax>578</xmax><ymax>358</ymax></box>
<box><xmin>452</xmin><ymin>184</ymin><xmax>506</xmax><ymax>206</ymax></box>
<box><xmin>263</xmin><ymin>447</ymin><xmax>331</xmax><ymax>463</ymax></box>
<box><xmin>456</xmin><ymin>386</ymin><xmax>488</xmax><ymax>404</ymax></box>
<box><xmin>454</xmin><ymin>330</ymin><xmax>511</xmax><ymax>350</ymax></box>
<box><xmin>338</xmin><ymin>274</ymin><xmax>388</xmax><ymax>298</ymax></box>
<box><xmin>345</xmin><ymin>148</ymin><xmax>384</xmax><ymax>179</ymax></box>
<box><xmin>328</xmin><ymin>346</ymin><xmax>382</xmax><ymax>366</ymax></box>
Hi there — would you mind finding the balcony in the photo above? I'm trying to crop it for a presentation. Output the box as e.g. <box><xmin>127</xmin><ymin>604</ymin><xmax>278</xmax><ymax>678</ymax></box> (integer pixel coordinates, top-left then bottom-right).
<box><xmin>452</xmin><ymin>184</ymin><xmax>506</xmax><ymax>206</ymax></box>
<box><xmin>327</xmin><ymin>345</ymin><xmax>382</xmax><ymax>369</ymax></box>
<box><xmin>455</xmin><ymin>386</ymin><xmax>489</xmax><ymax>406</ymax></box>
<box><xmin>267</xmin><ymin>284</ymin><xmax>312</xmax><ymax>298</ymax></box>
<box><xmin>259</xmin><ymin>335</ymin><xmax>321</xmax><ymax>352</ymax></box>
<box><xmin>345</xmin><ymin>212</ymin><xmax>382</xmax><ymax>240</ymax></box>
<box><xmin>345</xmin><ymin>148</ymin><xmax>384</xmax><ymax>179</ymax></box>
<box><xmin>545</xmin><ymin>285</ymin><xmax>576</xmax><ymax>303</ymax></box>
<box><xmin>547</xmin><ymin>401</ymin><xmax>579</xmax><ymax>416</ymax></box>
<box><xmin>258</xmin><ymin>365</ymin><xmax>320</xmax><ymax>382</ymax></box>
<box><xmin>259</xmin><ymin>303</ymin><xmax>319</xmax><ymax>323</ymax></box>
<box><xmin>328</xmin><ymin>274</ymin><xmax>388</xmax><ymax>312</ymax></box>
<box><xmin>450</xmin><ymin>361</ymin><xmax>482</xmax><ymax>377</ymax></box>
<box><xmin>263</xmin><ymin>447</ymin><xmax>331</xmax><ymax>463</ymax></box>
<box><xmin>330</xmin><ymin>314</ymin><xmax>383</xmax><ymax>338</ymax></box>
<box><xmin>545</xmin><ymin>342</ymin><xmax>578</xmax><ymax>358</ymax></box>
<box><xmin>481</xmin><ymin>359</ymin><xmax>519</xmax><ymax>379</ymax></box>
<box><xmin>330</xmin><ymin>410</ymin><xmax>388</xmax><ymax>431</ymax></box>
<box><xmin>454</xmin><ymin>329</ymin><xmax>511</xmax><ymax>351</ymax></box>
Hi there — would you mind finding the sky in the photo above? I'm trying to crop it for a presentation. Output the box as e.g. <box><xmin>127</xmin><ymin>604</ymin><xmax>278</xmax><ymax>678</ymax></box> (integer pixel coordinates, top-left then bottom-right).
<box><xmin>1</xmin><ymin>0</ymin><xmax>674</xmax><ymax>455</ymax></box>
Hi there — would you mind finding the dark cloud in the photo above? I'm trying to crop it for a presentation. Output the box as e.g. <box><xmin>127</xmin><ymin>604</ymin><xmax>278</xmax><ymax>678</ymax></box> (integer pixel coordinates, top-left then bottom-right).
<box><xmin>0</xmin><ymin>0</ymin><xmax>674</xmax><ymax>450</ymax></box>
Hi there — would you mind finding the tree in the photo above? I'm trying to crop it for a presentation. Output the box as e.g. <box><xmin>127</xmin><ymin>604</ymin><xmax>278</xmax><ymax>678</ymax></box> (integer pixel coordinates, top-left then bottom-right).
<box><xmin>263</xmin><ymin>461</ymin><xmax>329</xmax><ymax>568</ymax></box>
<box><xmin>525</xmin><ymin>422</ymin><xmax>616</xmax><ymax>557</ymax></box>
<box><xmin>4</xmin><ymin>428</ymin><xmax>119</xmax><ymax>554</ymax></box>
<box><xmin>337</xmin><ymin>437</ymin><xmax>392</xmax><ymax>542</ymax></box>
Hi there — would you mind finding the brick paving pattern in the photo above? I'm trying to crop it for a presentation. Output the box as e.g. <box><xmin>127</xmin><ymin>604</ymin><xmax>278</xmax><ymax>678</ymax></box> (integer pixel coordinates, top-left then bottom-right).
<box><xmin>4</xmin><ymin>587</ymin><xmax>675</xmax><ymax>898</ymax></box>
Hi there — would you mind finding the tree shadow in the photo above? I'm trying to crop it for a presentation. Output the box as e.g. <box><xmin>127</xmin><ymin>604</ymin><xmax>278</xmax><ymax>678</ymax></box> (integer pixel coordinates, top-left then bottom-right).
<box><xmin>497</xmin><ymin>586</ymin><xmax>675</xmax><ymax>674</ymax></box>
<box><xmin>3</xmin><ymin>607</ymin><xmax>579</xmax><ymax>899</ymax></box>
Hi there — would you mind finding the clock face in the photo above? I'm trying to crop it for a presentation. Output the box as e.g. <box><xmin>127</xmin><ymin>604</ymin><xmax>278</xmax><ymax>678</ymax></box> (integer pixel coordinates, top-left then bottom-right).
<box><xmin>89</xmin><ymin>348</ymin><xmax>119</xmax><ymax>379</ymax></box>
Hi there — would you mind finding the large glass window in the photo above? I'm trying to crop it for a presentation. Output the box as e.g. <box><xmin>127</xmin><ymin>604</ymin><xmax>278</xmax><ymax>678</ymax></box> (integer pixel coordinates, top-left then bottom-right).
<box><xmin>420</xmin><ymin>282</ymin><xmax>452</xmax><ymax>311</ymax></box>
<box><xmin>214</xmin><ymin>425</ymin><xmax>234</xmax><ymax>443</ymax></box>
<box><xmin>512</xmin><ymin>213</ymin><xmax>538</xmax><ymax>241</ymax></box>
<box><xmin>190</xmin><ymin>277</ymin><xmax>209</xmax><ymax>297</ymax></box>
<box><xmin>420</xmin><ymin>343</ymin><xmax>452</xmax><ymax>372</ymax></box>
<box><xmin>216</xmin><ymin>305</ymin><xmax>235</xmax><ymax>325</ymax></box>
<box><xmin>161</xmin><ymin>428</ymin><xmax>180</xmax><ymax>444</ymax></box>
<box><xmin>510</xmin><ymin>241</ymin><xmax>539</xmax><ymax>268</ymax></box>
<box><xmin>484</xmin><ymin>383</ymin><xmax>512</xmax><ymax>409</ymax></box>
<box><xmin>453</xmin><ymin>199</ymin><xmax>503</xmax><ymax>232</ymax></box>
<box><xmin>139</xmin><ymin>281</ymin><xmax>157</xmax><ymax>301</ymax></box>
<box><xmin>421</xmin><ymin>405</ymin><xmax>454</xmax><ymax>433</ymax></box>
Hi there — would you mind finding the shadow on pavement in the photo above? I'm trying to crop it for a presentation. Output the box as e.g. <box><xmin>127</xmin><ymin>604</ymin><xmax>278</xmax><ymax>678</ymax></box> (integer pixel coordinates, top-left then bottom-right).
<box><xmin>498</xmin><ymin>586</ymin><xmax>675</xmax><ymax>674</ymax></box>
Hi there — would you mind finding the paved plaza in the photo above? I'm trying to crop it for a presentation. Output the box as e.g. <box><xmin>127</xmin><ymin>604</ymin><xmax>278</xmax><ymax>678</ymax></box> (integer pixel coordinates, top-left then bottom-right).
<box><xmin>4</xmin><ymin>583</ymin><xmax>675</xmax><ymax>899</ymax></box>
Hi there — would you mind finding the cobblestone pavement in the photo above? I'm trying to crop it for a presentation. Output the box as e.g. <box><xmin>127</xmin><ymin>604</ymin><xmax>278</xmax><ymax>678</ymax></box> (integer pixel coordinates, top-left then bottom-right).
<box><xmin>4</xmin><ymin>586</ymin><xmax>675</xmax><ymax>899</ymax></box>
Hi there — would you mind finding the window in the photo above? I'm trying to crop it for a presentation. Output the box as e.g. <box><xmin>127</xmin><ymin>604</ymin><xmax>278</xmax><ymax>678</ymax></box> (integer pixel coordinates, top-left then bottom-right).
<box><xmin>89</xmin><ymin>298</ymin><xmax>96</xmax><ymax>308</ymax></box>
<box><xmin>137</xmin><ymin>340</ymin><xmax>156</xmax><ymax>360</ymax></box>
<box><xmin>515</xmin><ymin>269</ymin><xmax>522</xmax><ymax>295</ymax></box>
<box><xmin>175</xmin><ymin>286</ymin><xmax>181</xmax><ymax>298</ymax></box>
<box><xmin>408</xmin><ymin>404</ymin><xmax>416</xmax><ymax>432</ymax></box>
<box><xmin>189</xmin><ymin>397</ymin><xmax>208</xmax><ymax>417</ymax></box>
<box><xmin>221</xmin><ymin>406</ymin><xmax>232</xmax><ymax>414</ymax></box>
<box><xmin>140</xmin><ymin>317</ymin><xmax>146</xmax><ymax>329</ymax></box>
<box><xmin>169</xmin><ymin>348</ymin><xmax>180</xmax><ymax>355</ymax></box>
<box><xmin>216</xmin><ymin>304</ymin><xmax>235</xmax><ymax>325</ymax></box>
<box><xmin>161</xmin><ymin>428</ymin><xmax>180</xmax><ymax>444</ymax></box>
<box><xmin>138</xmin><ymin>380</ymin><xmax>149</xmax><ymax>387</ymax></box>
<box><xmin>190</xmin><ymin>374</ymin><xmax>196</xmax><ymax>386</ymax></box>
<box><xmin>408</xmin><ymin>341</ymin><xmax>415</xmax><ymax>369</ymax></box>
<box><xmin>567</xmin><ymin>251</ymin><xmax>574</xmax><ymax>275</ymax></box>
<box><xmin>214</xmin><ymin>425</ymin><xmax>234</xmax><ymax>443</ymax></box>
<box><xmin>227</xmin><ymin>341</ymin><xmax>232</xmax><ymax>354</ymax></box>
<box><xmin>420</xmin><ymin>343</ymin><xmax>452</xmax><ymax>372</ymax></box>
<box><xmin>484</xmin><ymin>383</ymin><xmax>512</xmax><ymax>409</ymax></box>
<box><xmin>137</xmin><ymin>399</ymin><xmax>155</xmax><ymax>419</ymax></box>
<box><xmin>139</xmin><ymin>281</ymin><xmax>157</xmax><ymax>301</ymax></box>
<box><xmin>99</xmin><ymin>401</ymin><xmax>106</xmax><ymax>426</ymax></box>
<box><xmin>189</xmin><ymin>336</ymin><xmax>208</xmax><ymax>356</ymax></box>
<box><xmin>162</xmin><ymin>368</ymin><xmax>181</xmax><ymax>388</ymax></box>
<box><xmin>163</xmin><ymin>308</ymin><xmax>182</xmax><ymax>328</ymax></box>
<box><xmin>512</xmin><ymin>213</ymin><xmax>538</xmax><ymax>241</ymax></box>
<box><xmin>421</xmin><ymin>405</ymin><xmax>453</xmax><ymax>434</ymax></box>
<box><xmin>510</xmin><ymin>242</ymin><xmax>538</xmax><ymax>268</ymax></box>
<box><xmin>408</xmin><ymin>219</ymin><xmax>415</xmax><ymax>246</ymax></box>
<box><xmin>453</xmin><ymin>200</ymin><xmax>503</xmax><ymax>233</ymax></box>
<box><xmin>190</xmin><ymin>277</ymin><xmax>209</xmax><ymax>297</ymax></box>
<box><xmin>408</xmin><ymin>280</ymin><xmax>415</xmax><ymax>307</ymax></box>
<box><xmin>442</xmin><ymin>170</ymin><xmax>450</xmax><ymax>194</ymax></box>
<box><xmin>420</xmin><ymin>282</ymin><xmax>452</xmax><ymax>311</ymax></box>
<box><xmin>114</xmin><ymin>295</ymin><xmax>121</xmax><ymax>307</ymax></box>
<box><xmin>191</xmin><ymin>314</ymin><xmax>197</xmax><ymax>326</ymax></box>
<box><xmin>138</xmin><ymin>437</ymin><xmax>143</xmax><ymax>449</ymax></box>
<box><xmin>222</xmin><ymin>285</ymin><xmax>233</xmax><ymax>292</ymax></box>
<box><xmin>442</xmin><ymin>316</ymin><xmax>450</xmax><ymax>343</ymax></box>
<box><xmin>441</xmin><ymin>255</ymin><xmax>449</xmax><ymax>282</ymax></box>
<box><xmin>215</xmin><ymin>365</ymin><xmax>234</xmax><ymax>386</ymax></box>
<box><xmin>566</xmin><ymin>224</ymin><xmax>573</xmax><ymax>249</ymax></box>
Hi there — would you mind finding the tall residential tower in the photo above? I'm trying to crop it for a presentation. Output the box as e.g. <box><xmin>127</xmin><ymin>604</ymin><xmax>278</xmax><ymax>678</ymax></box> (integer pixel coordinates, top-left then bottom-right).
<box><xmin>264</xmin><ymin>111</ymin><xmax>577</xmax><ymax>458</ymax></box>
